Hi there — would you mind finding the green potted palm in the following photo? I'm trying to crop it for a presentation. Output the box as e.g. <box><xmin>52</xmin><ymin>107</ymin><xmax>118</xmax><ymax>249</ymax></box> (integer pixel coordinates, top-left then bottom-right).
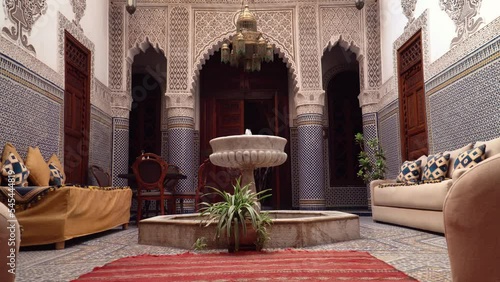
<box><xmin>199</xmin><ymin>177</ymin><xmax>272</xmax><ymax>252</ymax></box>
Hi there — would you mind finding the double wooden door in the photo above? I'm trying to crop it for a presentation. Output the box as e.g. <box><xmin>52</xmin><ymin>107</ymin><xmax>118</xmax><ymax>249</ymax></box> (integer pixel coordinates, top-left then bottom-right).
<box><xmin>398</xmin><ymin>31</ymin><xmax>428</xmax><ymax>161</ymax></box>
<box><xmin>64</xmin><ymin>31</ymin><xmax>91</xmax><ymax>184</ymax></box>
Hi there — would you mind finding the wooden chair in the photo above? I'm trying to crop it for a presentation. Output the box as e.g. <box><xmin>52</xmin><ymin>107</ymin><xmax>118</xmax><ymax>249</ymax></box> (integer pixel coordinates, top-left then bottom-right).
<box><xmin>90</xmin><ymin>165</ymin><xmax>111</xmax><ymax>187</ymax></box>
<box><xmin>132</xmin><ymin>153</ymin><xmax>175</xmax><ymax>221</ymax></box>
<box><xmin>164</xmin><ymin>164</ymin><xmax>195</xmax><ymax>213</ymax></box>
<box><xmin>196</xmin><ymin>158</ymin><xmax>241</xmax><ymax>211</ymax></box>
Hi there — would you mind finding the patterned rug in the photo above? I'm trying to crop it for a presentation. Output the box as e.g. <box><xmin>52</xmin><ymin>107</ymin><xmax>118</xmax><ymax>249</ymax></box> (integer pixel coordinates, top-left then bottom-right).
<box><xmin>73</xmin><ymin>250</ymin><xmax>418</xmax><ymax>281</ymax></box>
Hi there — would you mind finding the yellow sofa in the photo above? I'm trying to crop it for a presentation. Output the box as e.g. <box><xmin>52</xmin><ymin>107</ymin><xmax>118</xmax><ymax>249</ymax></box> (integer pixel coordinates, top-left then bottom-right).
<box><xmin>0</xmin><ymin>185</ymin><xmax>132</xmax><ymax>249</ymax></box>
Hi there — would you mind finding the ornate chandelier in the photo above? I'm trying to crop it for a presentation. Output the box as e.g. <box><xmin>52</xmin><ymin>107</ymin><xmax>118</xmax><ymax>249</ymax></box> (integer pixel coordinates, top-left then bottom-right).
<box><xmin>221</xmin><ymin>3</ymin><xmax>274</xmax><ymax>72</ymax></box>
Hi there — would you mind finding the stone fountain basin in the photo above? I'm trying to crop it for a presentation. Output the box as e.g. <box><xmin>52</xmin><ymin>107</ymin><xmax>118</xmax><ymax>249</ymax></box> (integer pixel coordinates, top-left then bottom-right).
<box><xmin>138</xmin><ymin>211</ymin><xmax>360</xmax><ymax>249</ymax></box>
<box><xmin>209</xmin><ymin>135</ymin><xmax>287</xmax><ymax>168</ymax></box>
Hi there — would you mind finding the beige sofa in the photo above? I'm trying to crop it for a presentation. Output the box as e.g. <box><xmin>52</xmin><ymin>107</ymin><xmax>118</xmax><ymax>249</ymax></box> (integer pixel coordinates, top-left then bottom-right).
<box><xmin>443</xmin><ymin>153</ymin><xmax>500</xmax><ymax>281</ymax></box>
<box><xmin>370</xmin><ymin>136</ymin><xmax>500</xmax><ymax>233</ymax></box>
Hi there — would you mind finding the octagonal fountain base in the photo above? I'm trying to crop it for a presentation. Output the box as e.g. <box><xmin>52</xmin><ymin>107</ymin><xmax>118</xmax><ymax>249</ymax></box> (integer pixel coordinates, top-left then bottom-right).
<box><xmin>138</xmin><ymin>211</ymin><xmax>360</xmax><ymax>249</ymax></box>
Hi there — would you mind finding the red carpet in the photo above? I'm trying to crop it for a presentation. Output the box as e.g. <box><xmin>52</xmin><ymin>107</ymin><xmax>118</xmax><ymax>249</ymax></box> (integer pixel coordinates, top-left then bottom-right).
<box><xmin>73</xmin><ymin>250</ymin><xmax>418</xmax><ymax>281</ymax></box>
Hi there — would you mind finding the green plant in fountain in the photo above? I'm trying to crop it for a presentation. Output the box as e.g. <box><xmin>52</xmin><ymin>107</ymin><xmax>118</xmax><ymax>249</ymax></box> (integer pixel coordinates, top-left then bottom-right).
<box><xmin>199</xmin><ymin>177</ymin><xmax>272</xmax><ymax>252</ymax></box>
<box><xmin>192</xmin><ymin>237</ymin><xmax>208</xmax><ymax>251</ymax></box>
<box><xmin>355</xmin><ymin>132</ymin><xmax>387</xmax><ymax>183</ymax></box>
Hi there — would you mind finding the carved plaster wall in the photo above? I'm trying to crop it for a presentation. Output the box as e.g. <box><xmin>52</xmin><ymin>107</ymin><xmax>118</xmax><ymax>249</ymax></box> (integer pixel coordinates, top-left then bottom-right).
<box><xmin>439</xmin><ymin>0</ymin><xmax>483</xmax><ymax>48</ymax></box>
<box><xmin>401</xmin><ymin>0</ymin><xmax>417</xmax><ymax>26</ymax></box>
<box><xmin>2</xmin><ymin>0</ymin><xmax>48</xmax><ymax>54</ymax></box>
<box><xmin>70</xmin><ymin>0</ymin><xmax>87</xmax><ymax>30</ymax></box>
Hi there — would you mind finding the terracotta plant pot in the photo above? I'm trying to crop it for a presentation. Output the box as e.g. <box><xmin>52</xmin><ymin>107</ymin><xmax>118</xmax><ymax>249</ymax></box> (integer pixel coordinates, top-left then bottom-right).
<box><xmin>228</xmin><ymin>222</ymin><xmax>258</xmax><ymax>253</ymax></box>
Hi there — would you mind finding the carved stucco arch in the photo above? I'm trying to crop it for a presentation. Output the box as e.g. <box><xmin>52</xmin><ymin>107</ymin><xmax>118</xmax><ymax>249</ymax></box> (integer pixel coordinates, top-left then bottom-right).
<box><xmin>126</xmin><ymin>37</ymin><xmax>166</xmax><ymax>64</ymax></box>
<box><xmin>322</xmin><ymin>63</ymin><xmax>359</xmax><ymax>91</ymax></box>
<box><xmin>190</xmin><ymin>33</ymin><xmax>299</xmax><ymax>95</ymax></box>
<box><xmin>323</xmin><ymin>35</ymin><xmax>363</xmax><ymax>61</ymax></box>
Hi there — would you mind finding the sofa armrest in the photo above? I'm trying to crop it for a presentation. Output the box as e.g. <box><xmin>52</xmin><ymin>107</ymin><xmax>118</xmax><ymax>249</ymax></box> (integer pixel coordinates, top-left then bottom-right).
<box><xmin>443</xmin><ymin>153</ymin><xmax>500</xmax><ymax>281</ymax></box>
<box><xmin>369</xmin><ymin>179</ymin><xmax>397</xmax><ymax>207</ymax></box>
<box><xmin>451</xmin><ymin>168</ymin><xmax>468</xmax><ymax>180</ymax></box>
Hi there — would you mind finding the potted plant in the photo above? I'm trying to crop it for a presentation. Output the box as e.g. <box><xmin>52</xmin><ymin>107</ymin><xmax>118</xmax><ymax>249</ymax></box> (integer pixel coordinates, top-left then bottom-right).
<box><xmin>199</xmin><ymin>177</ymin><xmax>272</xmax><ymax>252</ymax></box>
<box><xmin>354</xmin><ymin>132</ymin><xmax>387</xmax><ymax>183</ymax></box>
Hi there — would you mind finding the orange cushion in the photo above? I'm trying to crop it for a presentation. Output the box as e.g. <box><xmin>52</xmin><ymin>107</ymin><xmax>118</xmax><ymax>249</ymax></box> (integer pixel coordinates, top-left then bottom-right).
<box><xmin>1</xmin><ymin>143</ymin><xmax>23</xmax><ymax>164</ymax></box>
<box><xmin>25</xmin><ymin>147</ymin><xmax>51</xmax><ymax>186</ymax></box>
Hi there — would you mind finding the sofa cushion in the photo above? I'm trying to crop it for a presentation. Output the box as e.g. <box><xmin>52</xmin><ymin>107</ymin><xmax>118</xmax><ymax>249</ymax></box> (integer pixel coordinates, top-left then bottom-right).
<box><xmin>1</xmin><ymin>143</ymin><xmax>23</xmax><ymax>166</ymax></box>
<box><xmin>475</xmin><ymin>136</ymin><xmax>500</xmax><ymax>159</ymax></box>
<box><xmin>47</xmin><ymin>154</ymin><xmax>66</xmax><ymax>184</ymax></box>
<box><xmin>1</xmin><ymin>152</ymin><xmax>30</xmax><ymax>187</ymax></box>
<box><xmin>445</xmin><ymin>143</ymin><xmax>473</xmax><ymax>179</ymax></box>
<box><xmin>373</xmin><ymin>179</ymin><xmax>453</xmax><ymax>211</ymax></box>
<box><xmin>422</xmin><ymin>153</ymin><xmax>450</xmax><ymax>181</ymax></box>
<box><xmin>25</xmin><ymin>147</ymin><xmax>51</xmax><ymax>186</ymax></box>
<box><xmin>397</xmin><ymin>160</ymin><xmax>422</xmax><ymax>183</ymax></box>
<box><xmin>48</xmin><ymin>163</ymin><xmax>65</xmax><ymax>186</ymax></box>
<box><xmin>454</xmin><ymin>144</ymin><xmax>486</xmax><ymax>170</ymax></box>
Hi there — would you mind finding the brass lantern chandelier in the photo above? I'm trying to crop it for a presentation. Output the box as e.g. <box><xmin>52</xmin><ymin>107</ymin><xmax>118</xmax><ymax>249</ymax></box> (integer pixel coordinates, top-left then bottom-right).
<box><xmin>221</xmin><ymin>3</ymin><xmax>274</xmax><ymax>72</ymax></box>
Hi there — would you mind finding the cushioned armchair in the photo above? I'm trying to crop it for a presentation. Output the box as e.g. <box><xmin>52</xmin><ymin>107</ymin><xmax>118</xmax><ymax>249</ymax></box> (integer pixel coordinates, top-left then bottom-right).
<box><xmin>443</xmin><ymin>153</ymin><xmax>500</xmax><ymax>282</ymax></box>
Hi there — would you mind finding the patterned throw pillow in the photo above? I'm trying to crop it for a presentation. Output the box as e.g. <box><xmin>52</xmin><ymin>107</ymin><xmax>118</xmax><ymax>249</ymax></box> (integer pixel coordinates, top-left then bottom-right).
<box><xmin>454</xmin><ymin>144</ymin><xmax>486</xmax><ymax>170</ymax></box>
<box><xmin>397</xmin><ymin>160</ymin><xmax>422</xmax><ymax>183</ymax></box>
<box><xmin>1</xmin><ymin>152</ymin><xmax>30</xmax><ymax>187</ymax></box>
<box><xmin>422</xmin><ymin>153</ymin><xmax>450</xmax><ymax>181</ymax></box>
<box><xmin>49</xmin><ymin>162</ymin><xmax>65</xmax><ymax>186</ymax></box>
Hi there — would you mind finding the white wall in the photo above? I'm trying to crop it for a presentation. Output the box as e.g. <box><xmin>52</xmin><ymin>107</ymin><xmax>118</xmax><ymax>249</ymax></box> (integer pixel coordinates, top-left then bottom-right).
<box><xmin>380</xmin><ymin>0</ymin><xmax>500</xmax><ymax>83</ymax></box>
<box><xmin>0</xmin><ymin>0</ymin><xmax>109</xmax><ymax>85</ymax></box>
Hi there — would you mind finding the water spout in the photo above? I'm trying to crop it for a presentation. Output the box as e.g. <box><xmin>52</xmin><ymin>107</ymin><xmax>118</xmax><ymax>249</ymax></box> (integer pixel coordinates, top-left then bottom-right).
<box><xmin>245</xmin><ymin>129</ymin><xmax>252</xmax><ymax>135</ymax></box>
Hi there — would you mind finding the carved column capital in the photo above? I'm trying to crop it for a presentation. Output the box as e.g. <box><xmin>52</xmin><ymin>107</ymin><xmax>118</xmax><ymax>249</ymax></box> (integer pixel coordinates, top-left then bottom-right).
<box><xmin>294</xmin><ymin>90</ymin><xmax>325</xmax><ymax>116</ymax></box>
<box><xmin>165</xmin><ymin>92</ymin><xmax>195</xmax><ymax>121</ymax></box>
<box><xmin>111</xmin><ymin>91</ymin><xmax>132</xmax><ymax>119</ymax></box>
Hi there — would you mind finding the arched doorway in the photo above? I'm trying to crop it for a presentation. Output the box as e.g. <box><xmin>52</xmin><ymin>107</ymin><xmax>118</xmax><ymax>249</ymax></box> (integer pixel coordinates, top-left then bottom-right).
<box><xmin>128</xmin><ymin>47</ymin><xmax>166</xmax><ymax>169</ymax></box>
<box><xmin>199</xmin><ymin>50</ymin><xmax>291</xmax><ymax>209</ymax></box>
<box><xmin>322</xmin><ymin>45</ymin><xmax>365</xmax><ymax>208</ymax></box>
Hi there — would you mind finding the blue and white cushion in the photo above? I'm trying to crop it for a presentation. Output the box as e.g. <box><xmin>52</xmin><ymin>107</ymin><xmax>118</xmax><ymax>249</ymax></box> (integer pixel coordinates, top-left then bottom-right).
<box><xmin>454</xmin><ymin>144</ymin><xmax>486</xmax><ymax>170</ymax></box>
<box><xmin>1</xmin><ymin>152</ymin><xmax>30</xmax><ymax>187</ymax></box>
<box><xmin>49</xmin><ymin>162</ymin><xmax>65</xmax><ymax>186</ymax></box>
<box><xmin>397</xmin><ymin>160</ymin><xmax>422</xmax><ymax>183</ymax></box>
<box><xmin>422</xmin><ymin>153</ymin><xmax>450</xmax><ymax>181</ymax></box>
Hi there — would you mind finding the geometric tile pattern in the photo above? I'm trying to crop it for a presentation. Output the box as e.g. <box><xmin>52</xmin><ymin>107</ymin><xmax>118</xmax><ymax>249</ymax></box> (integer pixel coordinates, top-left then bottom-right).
<box><xmin>109</xmin><ymin>3</ymin><xmax>124</xmax><ymax>90</ymax></box>
<box><xmin>161</xmin><ymin>131</ymin><xmax>169</xmax><ymax>161</ymax></box>
<box><xmin>128</xmin><ymin>7</ymin><xmax>167</xmax><ymax>52</ymax></box>
<box><xmin>290</xmin><ymin>128</ymin><xmax>300</xmax><ymax>208</ymax></box>
<box><xmin>297</xmin><ymin>124</ymin><xmax>325</xmax><ymax>209</ymax></box>
<box><xmin>0</xmin><ymin>73</ymin><xmax>62</xmax><ymax>160</ymax></box>
<box><xmin>429</xmin><ymin>59</ymin><xmax>500</xmax><ymax>153</ymax></box>
<box><xmin>168</xmin><ymin>128</ymin><xmax>195</xmax><ymax>195</ymax></box>
<box><xmin>168</xmin><ymin>6</ymin><xmax>189</xmax><ymax>91</ymax></box>
<box><xmin>378</xmin><ymin>101</ymin><xmax>402</xmax><ymax>179</ymax></box>
<box><xmin>326</xmin><ymin>186</ymin><xmax>368</xmax><ymax>208</ymax></box>
<box><xmin>362</xmin><ymin>113</ymin><xmax>377</xmax><ymax>203</ymax></box>
<box><xmin>111</xmin><ymin>118</ymin><xmax>129</xmax><ymax>187</ymax></box>
<box><xmin>298</xmin><ymin>5</ymin><xmax>321</xmax><ymax>90</ymax></box>
<box><xmin>16</xmin><ymin>217</ymin><xmax>451</xmax><ymax>282</ymax></box>
<box><xmin>366</xmin><ymin>1</ymin><xmax>381</xmax><ymax>88</ymax></box>
<box><xmin>89</xmin><ymin>107</ymin><xmax>112</xmax><ymax>185</ymax></box>
<box><xmin>320</xmin><ymin>6</ymin><xmax>362</xmax><ymax>59</ymax></box>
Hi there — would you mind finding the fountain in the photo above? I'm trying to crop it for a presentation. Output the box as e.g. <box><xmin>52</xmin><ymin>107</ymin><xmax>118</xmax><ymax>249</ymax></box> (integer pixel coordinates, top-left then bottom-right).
<box><xmin>138</xmin><ymin>132</ymin><xmax>360</xmax><ymax>249</ymax></box>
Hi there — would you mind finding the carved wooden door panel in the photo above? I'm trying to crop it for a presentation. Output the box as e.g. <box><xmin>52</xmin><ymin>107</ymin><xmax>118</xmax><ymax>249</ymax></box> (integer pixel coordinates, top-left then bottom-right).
<box><xmin>398</xmin><ymin>31</ymin><xmax>428</xmax><ymax>161</ymax></box>
<box><xmin>64</xmin><ymin>31</ymin><xmax>91</xmax><ymax>184</ymax></box>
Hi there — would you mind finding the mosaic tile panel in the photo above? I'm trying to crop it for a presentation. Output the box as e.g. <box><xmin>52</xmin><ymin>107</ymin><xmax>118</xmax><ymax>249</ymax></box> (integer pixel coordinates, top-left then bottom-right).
<box><xmin>168</xmin><ymin>128</ymin><xmax>195</xmax><ymax>195</ymax></box>
<box><xmin>161</xmin><ymin>131</ymin><xmax>169</xmax><ymax>161</ymax></box>
<box><xmin>112</xmin><ymin>118</ymin><xmax>129</xmax><ymax>186</ymax></box>
<box><xmin>297</xmin><ymin>124</ymin><xmax>325</xmax><ymax>209</ymax></box>
<box><xmin>0</xmin><ymin>70</ymin><xmax>62</xmax><ymax>160</ymax></box>
<box><xmin>290</xmin><ymin>128</ymin><xmax>300</xmax><ymax>208</ymax></box>
<box><xmin>326</xmin><ymin>186</ymin><xmax>368</xmax><ymax>207</ymax></box>
<box><xmin>88</xmin><ymin>107</ymin><xmax>112</xmax><ymax>185</ymax></box>
<box><xmin>429</xmin><ymin>59</ymin><xmax>500</xmax><ymax>153</ymax></box>
<box><xmin>379</xmin><ymin>112</ymin><xmax>401</xmax><ymax>180</ymax></box>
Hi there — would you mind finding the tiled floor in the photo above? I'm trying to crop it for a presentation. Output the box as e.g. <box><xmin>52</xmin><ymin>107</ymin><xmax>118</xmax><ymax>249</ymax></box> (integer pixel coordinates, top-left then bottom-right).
<box><xmin>16</xmin><ymin>217</ymin><xmax>451</xmax><ymax>282</ymax></box>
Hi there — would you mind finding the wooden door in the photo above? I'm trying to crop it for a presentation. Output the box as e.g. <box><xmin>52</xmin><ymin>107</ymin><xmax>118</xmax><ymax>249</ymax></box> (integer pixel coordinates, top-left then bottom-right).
<box><xmin>216</xmin><ymin>99</ymin><xmax>244</xmax><ymax>137</ymax></box>
<box><xmin>398</xmin><ymin>31</ymin><xmax>428</xmax><ymax>161</ymax></box>
<box><xmin>64</xmin><ymin>31</ymin><xmax>91</xmax><ymax>184</ymax></box>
